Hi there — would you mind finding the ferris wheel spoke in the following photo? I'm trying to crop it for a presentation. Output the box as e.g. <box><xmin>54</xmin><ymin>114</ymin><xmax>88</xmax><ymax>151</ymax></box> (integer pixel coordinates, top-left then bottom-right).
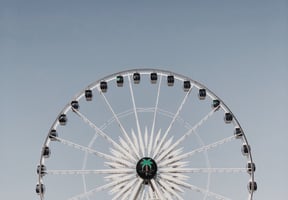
<box><xmin>159</xmin><ymin>136</ymin><xmax>174</xmax><ymax>156</ymax></box>
<box><xmin>156</xmin><ymin>107</ymin><xmax>218</xmax><ymax>163</ymax></box>
<box><xmin>55</xmin><ymin>136</ymin><xmax>134</xmax><ymax>167</ymax></box>
<box><xmin>159</xmin><ymin>174</ymin><xmax>231</xmax><ymax>200</ymax></box>
<box><xmin>46</xmin><ymin>168</ymin><xmax>134</xmax><ymax>175</ymax></box>
<box><xmin>147</xmin><ymin>184</ymin><xmax>155</xmax><ymax>200</ymax></box>
<box><xmin>99</xmin><ymin>91</ymin><xmax>140</xmax><ymax>159</ymax></box>
<box><xmin>152</xmin><ymin>129</ymin><xmax>162</xmax><ymax>153</ymax></box>
<box><xmin>128</xmin><ymin>178</ymin><xmax>144</xmax><ymax>200</ymax></box>
<box><xmin>130</xmin><ymin>129</ymin><xmax>140</xmax><ymax>153</ymax></box>
<box><xmin>148</xmin><ymin>75</ymin><xmax>162</xmax><ymax>157</ymax></box>
<box><xmin>150</xmin><ymin>179</ymin><xmax>166</xmax><ymax>200</ymax></box>
<box><xmin>109</xmin><ymin>181</ymin><xmax>129</xmax><ymax>195</ymax></box>
<box><xmin>109</xmin><ymin>174</ymin><xmax>137</xmax><ymax>194</ymax></box>
<box><xmin>159</xmin><ymin>167</ymin><xmax>246</xmax><ymax>174</ymax></box>
<box><xmin>133</xmin><ymin>183</ymin><xmax>146</xmax><ymax>200</ymax></box>
<box><xmin>157</xmin><ymin>178</ymin><xmax>184</xmax><ymax>200</ymax></box>
<box><xmin>72</xmin><ymin>108</ymin><xmax>137</xmax><ymax>162</ymax></box>
<box><xmin>128</xmin><ymin>75</ymin><xmax>145</xmax><ymax>157</ymax></box>
<box><xmin>158</xmin><ymin>135</ymin><xmax>236</xmax><ymax>167</ymax></box>
<box><xmin>144</xmin><ymin>127</ymin><xmax>149</xmax><ymax>151</ymax></box>
<box><xmin>68</xmin><ymin>174</ymin><xmax>135</xmax><ymax>200</ymax></box>
<box><xmin>158</xmin><ymin>178</ymin><xmax>185</xmax><ymax>194</ymax></box>
<box><xmin>112</xmin><ymin>177</ymin><xmax>138</xmax><ymax>200</ymax></box>
<box><xmin>153</xmin><ymin>86</ymin><xmax>192</xmax><ymax>159</ymax></box>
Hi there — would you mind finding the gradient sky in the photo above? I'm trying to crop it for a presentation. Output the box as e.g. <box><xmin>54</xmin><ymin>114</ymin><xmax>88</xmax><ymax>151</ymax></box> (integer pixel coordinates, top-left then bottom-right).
<box><xmin>0</xmin><ymin>0</ymin><xmax>287</xmax><ymax>199</ymax></box>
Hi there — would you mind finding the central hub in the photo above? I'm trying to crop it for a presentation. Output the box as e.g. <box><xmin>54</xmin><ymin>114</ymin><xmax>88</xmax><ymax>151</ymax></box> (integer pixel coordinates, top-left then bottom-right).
<box><xmin>136</xmin><ymin>157</ymin><xmax>157</xmax><ymax>181</ymax></box>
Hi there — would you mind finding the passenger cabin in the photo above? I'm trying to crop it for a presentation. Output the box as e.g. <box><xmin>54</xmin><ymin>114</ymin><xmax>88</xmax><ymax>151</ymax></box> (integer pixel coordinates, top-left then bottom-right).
<box><xmin>58</xmin><ymin>114</ymin><xmax>67</xmax><ymax>125</ymax></box>
<box><xmin>150</xmin><ymin>72</ymin><xmax>158</xmax><ymax>84</ymax></box>
<box><xmin>198</xmin><ymin>89</ymin><xmax>206</xmax><ymax>100</ymax></box>
<box><xmin>234</xmin><ymin>128</ymin><xmax>243</xmax><ymax>139</ymax></box>
<box><xmin>37</xmin><ymin>165</ymin><xmax>46</xmax><ymax>176</ymax></box>
<box><xmin>49</xmin><ymin>129</ymin><xmax>58</xmax><ymax>141</ymax></box>
<box><xmin>212</xmin><ymin>99</ymin><xmax>220</xmax><ymax>108</ymax></box>
<box><xmin>248</xmin><ymin>181</ymin><xmax>257</xmax><ymax>192</ymax></box>
<box><xmin>85</xmin><ymin>89</ymin><xmax>93</xmax><ymax>101</ymax></box>
<box><xmin>133</xmin><ymin>72</ymin><xmax>140</xmax><ymax>84</ymax></box>
<box><xmin>242</xmin><ymin>144</ymin><xmax>250</xmax><ymax>156</ymax></box>
<box><xmin>116</xmin><ymin>75</ymin><xmax>124</xmax><ymax>87</ymax></box>
<box><xmin>42</xmin><ymin>146</ymin><xmax>50</xmax><ymax>158</ymax></box>
<box><xmin>167</xmin><ymin>75</ymin><xmax>174</xmax><ymax>86</ymax></box>
<box><xmin>224</xmin><ymin>113</ymin><xmax>233</xmax><ymax>123</ymax></box>
<box><xmin>247</xmin><ymin>162</ymin><xmax>256</xmax><ymax>174</ymax></box>
<box><xmin>183</xmin><ymin>81</ymin><xmax>191</xmax><ymax>92</ymax></box>
<box><xmin>36</xmin><ymin>183</ymin><xmax>45</xmax><ymax>194</ymax></box>
<box><xmin>100</xmin><ymin>81</ymin><xmax>108</xmax><ymax>92</ymax></box>
<box><xmin>71</xmin><ymin>100</ymin><xmax>79</xmax><ymax>110</ymax></box>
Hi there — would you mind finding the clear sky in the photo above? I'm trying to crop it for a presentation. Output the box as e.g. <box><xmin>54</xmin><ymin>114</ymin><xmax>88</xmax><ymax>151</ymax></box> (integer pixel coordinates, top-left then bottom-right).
<box><xmin>0</xmin><ymin>0</ymin><xmax>287</xmax><ymax>199</ymax></box>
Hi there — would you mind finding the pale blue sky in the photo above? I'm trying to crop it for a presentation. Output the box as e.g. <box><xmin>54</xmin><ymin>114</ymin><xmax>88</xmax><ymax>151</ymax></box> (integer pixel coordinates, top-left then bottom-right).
<box><xmin>0</xmin><ymin>0</ymin><xmax>287</xmax><ymax>199</ymax></box>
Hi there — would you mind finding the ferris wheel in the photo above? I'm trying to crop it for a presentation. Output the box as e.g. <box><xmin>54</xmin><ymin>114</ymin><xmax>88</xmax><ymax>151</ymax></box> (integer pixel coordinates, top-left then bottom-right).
<box><xmin>36</xmin><ymin>69</ymin><xmax>257</xmax><ymax>200</ymax></box>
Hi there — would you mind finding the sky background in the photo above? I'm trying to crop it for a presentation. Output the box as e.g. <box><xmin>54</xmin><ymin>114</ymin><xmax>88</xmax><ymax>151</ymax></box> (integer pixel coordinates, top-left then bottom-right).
<box><xmin>0</xmin><ymin>0</ymin><xmax>287</xmax><ymax>199</ymax></box>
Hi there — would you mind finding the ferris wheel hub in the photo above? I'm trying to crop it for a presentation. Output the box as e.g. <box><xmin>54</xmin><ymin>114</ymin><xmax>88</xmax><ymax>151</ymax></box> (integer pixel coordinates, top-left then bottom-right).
<box><xmin>136</xmin><ymin>157</ymin><xmax>158</xmax><ymax>182</ymax></box>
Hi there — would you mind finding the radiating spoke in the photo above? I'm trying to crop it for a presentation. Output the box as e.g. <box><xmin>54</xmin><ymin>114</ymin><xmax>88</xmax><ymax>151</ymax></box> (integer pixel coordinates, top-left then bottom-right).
<box><xmin>158</xmin><ymin>167</ymin><xmax>246</xmax><ymax>174</ymax></box>
<box><xmin>150</xmin><ymin>179</ymin><xmax>165</xmax><ymax>200</ymax></box>
<box><xmin>100</xmin><ymin>91</ymin><xmax>140</xmax><ymax>159</ymax></box>
<box><xmin>112</xmin><ymin>178</ymin><xmax>138</xmax><ymax>200</ymax></box>
<box><xmin>157</xmin><ymin>178</ymin><xmax>184</xmax><ymax>200</ymax></box>
<box><xmin>128</xmin><ymin>75</ymin><xmax>145</xmax><ymax>157</ymax></box>
<box><xmin>72</xmin><ymin>108</ymin><xmax>137</xmax><ymax>162</ymax></box>
<box><xmin>131</xmin><ymin>129</ymin><xmax>140</xmax><ymax>153</ymax></box>
<box><xmin>153</xmin><ymin>129</ymin><xmax>162</xmax><ymax>153</ymax></box>
<box><xmin>158</xmin><ymin>135</ymin><xmax>236</xmax><ymax>167</ymax></box>
<box><xmin>144</xmin><ymin>127</ymin><xmax>149</xmax><ymax>151</ymax></box>
<box><xmin>47</xmin><ymin>168</ymin><xmax>135</xmax><ymax>175</ymax></box>
<box><xmin>156</xmin><ymin>107</ymin><xmax>218</xmax><ymax>163</ymax></box>
<box><xmin>153</xmin><ymin>86</ymin><xmax>192</xmax><ymax>158</ymax></box>
<box><xmin>68</xmin><ymin>174</ymin><xmax>135</xmax><ymax>200</ymax></box>
<box><xmin>158</xmin><ymin>178</ymin><xmax>184</xmax><ymax>194</ymax></box>
<box><xmin>148</xmin><ymin>75</ymin><xmax>162</xmax><ymax>156</ymax></box>
<box><xmin>56</xmin><ymin>137</ymin><xmax>134</xmax><ymax>167</ymax></box>
<box><xmin>141</xmin><ymin>187</ymin><xmax>147</xmax><ymax>200</ymax></box>
<box><xmin>159</xmin><ymin>174</ymin><xmax>231</xmax><ymax>200</ymax></box>
<box><xmin>128</xmin><ymin>178</ymin><xmax>144</xmax><ymax>200</ymax></box>
<box><xmin>110</xmin><ymin>181</ymin><xmax>128</xmax><ymax>194</ymax></box>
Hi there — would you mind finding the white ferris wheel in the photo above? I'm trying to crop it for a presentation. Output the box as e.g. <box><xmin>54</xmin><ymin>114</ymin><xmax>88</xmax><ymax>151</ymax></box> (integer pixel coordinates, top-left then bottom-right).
<box><xmin>36</xmin><ymin>69</ymin><xmax>257</xmax><ymax>200</ymax></box>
